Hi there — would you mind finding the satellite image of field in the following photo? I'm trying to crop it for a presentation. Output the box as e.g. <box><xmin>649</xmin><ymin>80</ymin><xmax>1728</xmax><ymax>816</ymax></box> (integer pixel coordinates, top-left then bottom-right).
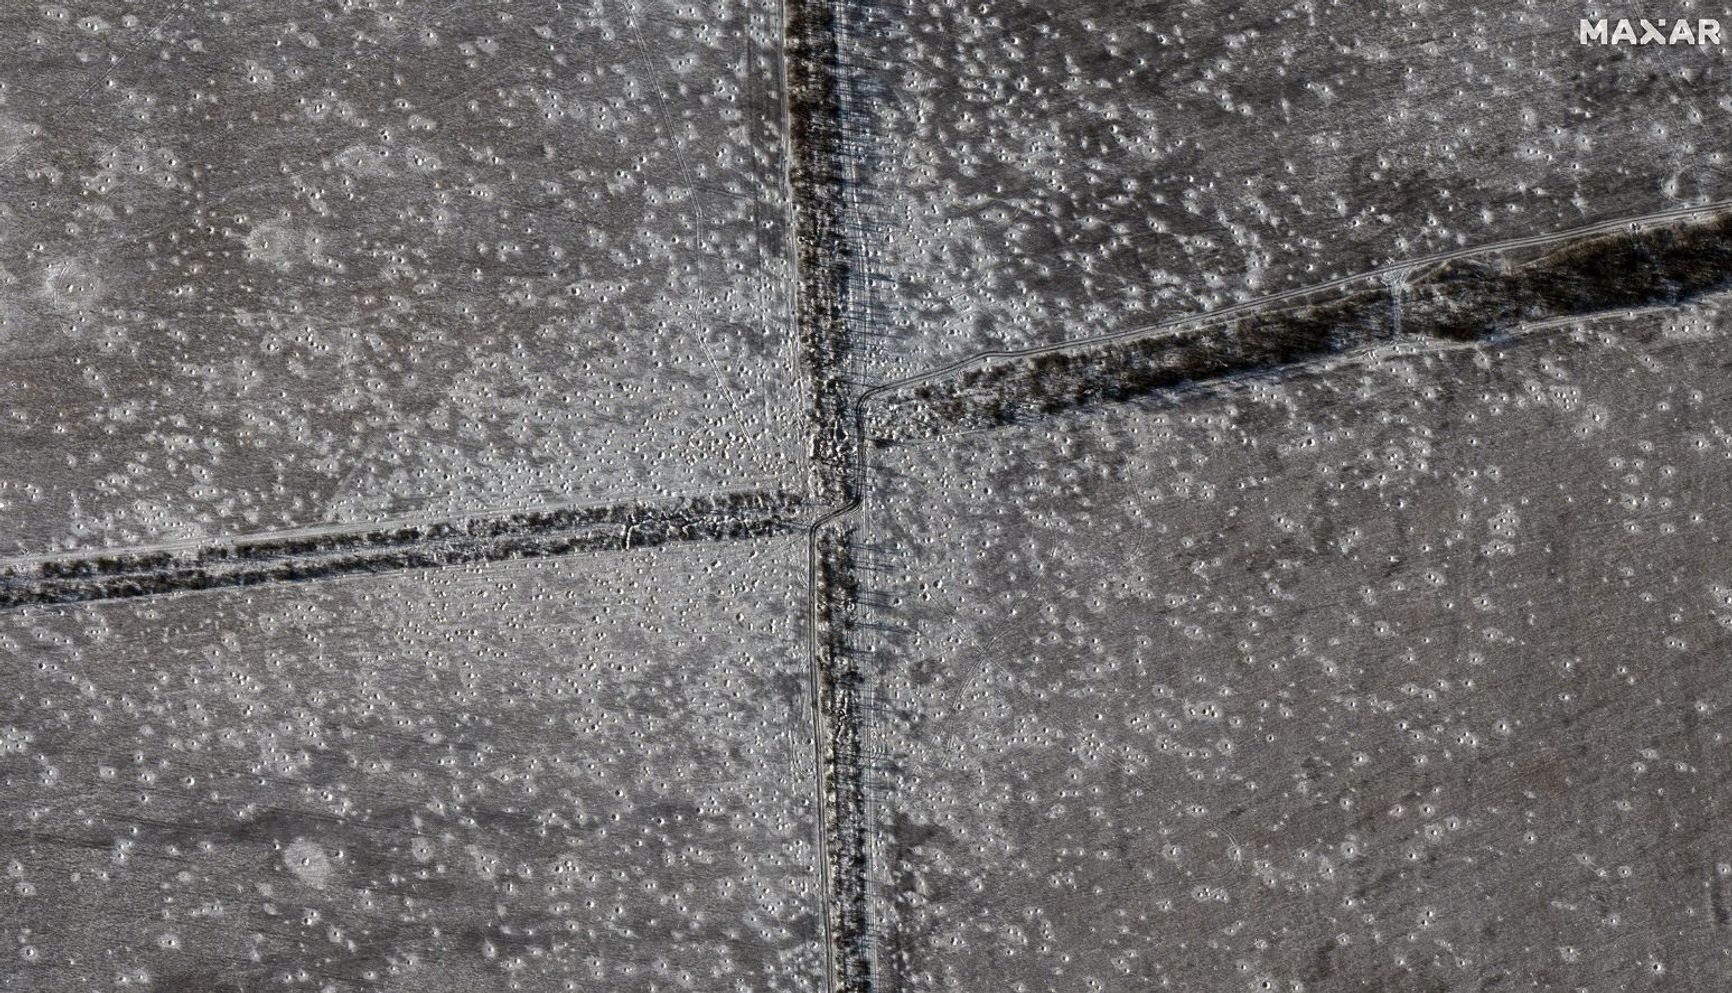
<box><xmin>3</xmin><ymin>2</ymin><xmax>1732</xmax><ymax>991</ymax></box>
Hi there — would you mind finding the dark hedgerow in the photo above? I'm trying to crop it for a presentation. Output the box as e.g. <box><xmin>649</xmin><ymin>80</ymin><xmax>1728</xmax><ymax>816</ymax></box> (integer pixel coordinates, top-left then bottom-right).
<box><xmin>887</xmin><ymin>211</ymin><xmax>1732</xmax><ymax>435</ymax></box>
<box><xmin>0</xmin><ymin>490</ymin><xmax>805</xmax><ymax>609</ymax></box>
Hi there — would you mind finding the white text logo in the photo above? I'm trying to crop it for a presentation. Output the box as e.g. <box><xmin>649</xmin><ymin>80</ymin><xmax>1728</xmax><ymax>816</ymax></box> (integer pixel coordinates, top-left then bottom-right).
<box><xmin>1579</xmin><ymin>18</ymin><xmax>1722</xmax><ymax>44</ymax></box>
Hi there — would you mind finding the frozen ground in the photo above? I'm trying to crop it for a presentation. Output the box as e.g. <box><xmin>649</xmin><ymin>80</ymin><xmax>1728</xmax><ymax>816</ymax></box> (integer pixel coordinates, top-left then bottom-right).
<box><xmin>4</xmin><ymin>2</ymin><xmax>1732</xmax><ymax>992</ymax></box>
<box><xmin>0</xmin><ymin>536</ymin><xmax>821</xmax><ymax>992</ymax></box>
<box><xmin>857</xmin><ymin>297</ymin><xmax>1732</xmax><ymax>990</ymax></box>
<box><xmin>856</xmin><ymin>0</ymin><xmax>1732</xmax><ymax>378</ymax></box>
<box><xmin>0</xmin><ymin>1</ymin><xmax>800</xmax><ymax>556</ymax></box>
